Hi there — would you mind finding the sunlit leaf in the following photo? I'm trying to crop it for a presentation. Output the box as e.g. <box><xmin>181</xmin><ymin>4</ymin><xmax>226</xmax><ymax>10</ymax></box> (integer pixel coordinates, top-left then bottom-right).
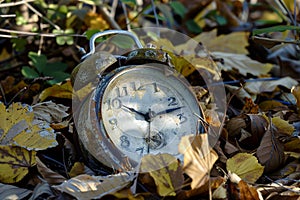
<box><xmin>53</xmin><ymin>173</ymin><xmax>136</xmax><ymax>200</ymax></box>
<box><xmin>227</xmin><ymin>153</ymin><xmax>264</xmax><ymax>183</ymax></box>
<box><xmin>140</xmin><ymin>153</ymin><xmax>183</xmax><ymax>196</ymax></box>
<box><xmin>272</xmin><ymin>116</ymin><xmax>295</xmax><ymax>135</ymax></box>
<box><xmin>178</xmin><ymin>134</ymin><xmax>218</xmax><ymax>189</ymax></box>
<box><xmin>194</xmin><ymin>29</ymin><xmax>249</xmax><ymax>54</ymax></box>
<box><xmin>0</xmin><ymin>145</ymin><xmax>36</xmax><ymax>183</ymax></box>
<box><xmin>39</xmin><ymin>80</ymin><xmax>73</xmax><ymax>102</ymax></box>
<box><xmin>213</xmin><ymin>52</ymin><xmax>273</xmax><ymax>76</ymax></box>
<box><xmin>0</xmin><ymin>102</ymin><xmax>58</xmax><ymax>150</ymax></box>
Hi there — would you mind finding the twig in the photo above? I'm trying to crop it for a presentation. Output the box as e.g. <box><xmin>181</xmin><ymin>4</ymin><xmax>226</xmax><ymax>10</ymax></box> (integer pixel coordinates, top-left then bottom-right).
<box><xmin>121</xmin><ymin>2</ymin><xmax>131</xmax><ymax>30</ymax></box>
<box><xmin>0</xmin><ymin>0</ymin><xmax>35</xmax><ymax>8</ymax></box>
<box><xmin>0</xmin><ymin>28</ymin><xmax>86</xmax><ymax>38</ymax></box>
<box><xmin>251</xmin><ymin>36</ymin><xmax>300</xmax><ymax>45</ymax></box>
<box><xmin>0</xmin><ymin>14</ymin><xmax>16</xmax><ymax>18</ymax></box>
<box><xmin>99</xmin><ymin>5</ymin><xmax>121</xmax><ymax>30</ymax></box>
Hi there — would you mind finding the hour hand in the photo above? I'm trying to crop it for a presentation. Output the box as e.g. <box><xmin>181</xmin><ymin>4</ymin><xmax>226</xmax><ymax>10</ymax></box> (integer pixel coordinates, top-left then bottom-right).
<box><xmin>122</xmin><ymin>105</ymin><xmax>147</xmax><ymax>120</ymax></box>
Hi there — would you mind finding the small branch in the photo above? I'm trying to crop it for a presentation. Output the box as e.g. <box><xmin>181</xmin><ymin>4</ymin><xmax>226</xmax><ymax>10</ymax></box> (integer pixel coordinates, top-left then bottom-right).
<box><xmin>251</xmin><ymin>35</ymin><xmax>300</xmax><ymax>45</ymax></box>
<box><xmin>99</xmin><ymin>5</ymin><xmax>121</xmax><ymax>30</ymax></box>
<box><xmin>0</xmin><ymin>0</ymin><xmax>35</xmax><ymax>8</ymax></box>
<box><xmin>0</xmin><ymin>14</ymin><xmax>16</xmax><ymax>18</ymax></box>
<box><xmin>0</xmin><ymin>28</ymin><xmax>86</xmax><ymax>38</ymax></box>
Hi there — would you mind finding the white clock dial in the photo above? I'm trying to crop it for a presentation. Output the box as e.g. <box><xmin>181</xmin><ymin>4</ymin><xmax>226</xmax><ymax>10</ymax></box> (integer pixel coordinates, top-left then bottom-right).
<box><xmin>100</xmin><ymin>64</ymin><xmax>201</xmax><ymax>164</ymax></box>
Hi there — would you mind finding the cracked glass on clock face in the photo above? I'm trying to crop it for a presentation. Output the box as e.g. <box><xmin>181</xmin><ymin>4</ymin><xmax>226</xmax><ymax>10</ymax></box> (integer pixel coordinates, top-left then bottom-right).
<box><xmin>101</xmin><ymin>64</ymin><xmax>201</xmax><ymax>163</ymax></box>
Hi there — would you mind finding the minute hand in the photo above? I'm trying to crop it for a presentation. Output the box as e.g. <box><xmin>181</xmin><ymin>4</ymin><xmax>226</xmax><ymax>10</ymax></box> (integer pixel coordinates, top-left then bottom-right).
<box><xmin>155</xmin><ymin>106</ymin><xmax>185</xmax><ymax>116</ymax></box>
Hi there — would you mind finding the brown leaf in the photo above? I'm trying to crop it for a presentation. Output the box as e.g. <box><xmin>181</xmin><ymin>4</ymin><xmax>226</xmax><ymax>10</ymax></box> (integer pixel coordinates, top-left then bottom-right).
<box><xmin>36</xmin><ymin>156</ymin><xmax>66</xmax><ymax>185</ymax></box>
<box><xmin>256</xmin><ymin>124</ymin><xmax>286</xmax><ymax>173</ymax></box>
<box><xmin>32</xmin><ymin>101</ymin><xmax>69</xmax><ymax>123</ymax></box>
<box><xmin>178</xmin><ymin>134</ymin><xmax>218</xmax><ymax>189</ymax></box>
<box><xmin>227</xmin><ymin>173</ymin><xmax>261</xmax><ymax>200</ymax></box>
<box><xmin>292</xmin><ymin>85</ymin><xmax>300</xmax><ymax>114</ymax></box>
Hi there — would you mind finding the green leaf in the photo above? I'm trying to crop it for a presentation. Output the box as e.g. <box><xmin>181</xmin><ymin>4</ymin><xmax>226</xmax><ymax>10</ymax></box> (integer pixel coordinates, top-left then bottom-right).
<box><xmin>169</xmin><ymin>1</ymin><xmax>187</xmax><ymax>19</ymax></box>
<box><xmin>28</xmin><ymin>52</ymin><xmax>47</xmax><ymax>73</ymax></box>
<box><xmin>44</xmin><ymin>62</ymin><xmax>68</xmax><ymax>73</ymax></box>
<box><xmin>46</xmin><ymin>71</ymin><xmax>70</xmax><ymax>85</ymax></box>
<box><xmin>186</xmin><ymin>20</ymin><xmax>202</xmax><ymax>34</ymax></box>
<box><xmin>252</xmin><ymin>25</ymin><xmax>300</xmax><ymax>35</ymax></box>
<box><xmin>21</xmin><ymin>66</ymin><xmax>39</xmax><ymax>79</ymax></box>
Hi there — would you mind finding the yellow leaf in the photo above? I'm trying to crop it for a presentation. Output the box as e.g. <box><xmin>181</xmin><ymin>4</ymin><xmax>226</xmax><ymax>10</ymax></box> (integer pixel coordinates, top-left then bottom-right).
<box><xmin>0</xmin><ymin>102</ymin><xmax>58</xmax><ymax>150</ymax></box>
<box><xmin>0</xmin><ymin>145</ymin><xmax>36</xmax><ymax>183</ymax></box>
<box><xmin>84</xmin><ymin>11</ymin><xmax>109</xmax><ymax>30</ymax></box>
<box><xmin>140</xmin><ymin>153</ymin><xmax>183</xmax><ymax>196</ymax></box>
<box><xmin>39</xmin><ymin>80</ymin><xmax>73</xmax><ymax>102</ymax></box>
<box><xmin>194</xmin><ymin>29</ymin><xmax>249</xmax><ymax>54</ymax></box>
<box><xmin>272</xmin><ymin>116</ymin><xmax>294</xmax><ymax>135</ymax></box>
<box><xmin>227</xmin><ymin>153</ymin><xmax>264</xmax><ymax>183</ymax></box>
<box><xmin>69</xmin><ymin>162</ymin><xmax>85</xmax><ymax>178</ymax></box>
<box><xmin>178</xmin><ymin>134</ymin><xmax>218</xmax><ymax>189</ymax></box>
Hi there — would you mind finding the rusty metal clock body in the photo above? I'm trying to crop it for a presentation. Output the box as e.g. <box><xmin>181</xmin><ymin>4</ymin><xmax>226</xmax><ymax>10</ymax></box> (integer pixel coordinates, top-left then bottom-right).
<box><xmin>72</xmin><ymin>30</ymin><xmax>203</xmax><ymax>169</ymax></box>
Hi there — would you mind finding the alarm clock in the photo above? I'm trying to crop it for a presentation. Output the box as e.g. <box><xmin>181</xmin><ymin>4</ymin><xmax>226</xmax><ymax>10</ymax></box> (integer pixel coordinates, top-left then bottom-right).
<box><xmin>72</xmin><ymin>30</ymin><xmax>204</xmax><ymax>170</ymax></box>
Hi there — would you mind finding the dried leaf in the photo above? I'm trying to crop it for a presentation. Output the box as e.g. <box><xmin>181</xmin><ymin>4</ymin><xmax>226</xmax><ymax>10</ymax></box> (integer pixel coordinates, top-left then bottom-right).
<box><xmin>39</xmin><ymin>80</ymin><xmax>73</xmax><ymax>102</ymax></box>
<box><xmin>227</xmin><ymin>174</ymin><xmax>261</xmax><ymax>200</ymax></box>
<box><xmin>0</xmin><ymin>102</ymin><xmax>58</xmax><ymax>150</ymax></box>
<box><xmin>140</xmin><ymin>153</ymin><xmax>183</xmax><ymax>196</ymax></box>
<box><xmin>256</xmin><ymin>124</ymin><xmax>285</xmax><ymax>173</ymax></box>
<box><xmin>0</xmin><ymin>183</ymin><xmax>32</xmax><ymax>199</ymax></box>
<box><xmin>245</xmin><ymin>77</ymin><xmax>298</xmax><ymax>94</ymax></box>
<box><xmin>36</xmin><ymin>156</ymin><xmax>66</xmax><ymax>185</ymax></box>
<box><xmin>32</xmin><ymin>101</ymin><xmax>69</xmax><ymax>123</ymax></box>
<box><xmin>213</xmin><ymin>52</ymin><xmax>273</xmax><ymax>76</ymax></box>
<box><xmin>178</xmin><ymin>134</ymin><xmax>218</xmax><ymax>189</ymax></box>
<box><xmin>227</xmin><ymin>153</ymin><xmax>264</xmax><ymax>183</ymax></box>
<box><xmin>194</xmin><ymin>29</ymin><xmax>249</xmax><ymax>54</ymax></box>
<box><xmin>0</xmin><ymin>145</ymin><xmax>36</xmax><ymax>183</ymax></box>
<box><xmin>272</xmin><ymin>116</ymin><xmax>295</xmax><ymax>135</ymax></box>
<box><xmin>284</xmin><ymin>136</ymin><xmax>300</xmax><ymax>152</ymax></box>
<box><xmin>53</xmin><ymin>173</ymin><xmax>136</xmax><ymax>200</ymax></box>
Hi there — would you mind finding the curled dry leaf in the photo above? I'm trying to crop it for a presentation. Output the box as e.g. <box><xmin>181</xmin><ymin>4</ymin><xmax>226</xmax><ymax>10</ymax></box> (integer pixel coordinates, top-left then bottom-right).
<box><xmin>256</xmin><ymin>124</ymin><xmax>285</xmax><ymax>173</ymax></box>
<box><xmin>36</xmin><ymin>156</ymin><xmax>66</xmax><ymax>185</ymax></box>
<box><xmin>0</xmin><ymin>145</ymin><xmax>36</xmax><ymax>183</ymax></box>
<box><xmin>32</xmin><ymin>101</ymin><xmax>69</xmax><ymax>123</ymax></box>
<box><xmin>213</xmin><ymin>52</ymin><xmax>273</xmax><ymax>77</ymax></box>
<box><xmin>0</xmin><ymin>183</ymin><xmax>32</xmax><ymax>199</ymax></box>
<box><xmin>0</xmin><ymin>102</ymin><xmax>58</xmax><ymax>151</ymax></box>
<box><xmin>178</xmin><ymin>134</ymin><xmax>218</xmax><ymax>189</ymax></box>
<box><xmin>52</xmin><ymin>172</ymin><xmax>136</xmax><ymax>200</ymax></box>
<box><xmin>226</xmin><ymin>153</ymin><xmax>264</xmax><ymax>183</ymax></box>
<box><xmin>139</xmin><ymin>153</ymin><xmax>183</xmax><ymax>197</ymax></box>
<box><xmin>226</xmin><ymin>114</ymin><xmax>268</xmax><ymax>150</ymax></box>
<box><xmin>292</xmin><ymin>85</ymin><xmax>300</xmax><ymax>113</ymax></box>
<box><xmin>227</xmin><ymin>173</ymin><xmax>261</xmax><ymax>200</ymax></box>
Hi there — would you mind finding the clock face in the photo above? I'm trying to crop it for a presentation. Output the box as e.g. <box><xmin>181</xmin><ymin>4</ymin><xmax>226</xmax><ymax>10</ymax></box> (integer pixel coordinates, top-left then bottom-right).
<box><xmin>100</xmin><ymin>64</ymin><xmax>201</xmax><ymax>163</ymax></box>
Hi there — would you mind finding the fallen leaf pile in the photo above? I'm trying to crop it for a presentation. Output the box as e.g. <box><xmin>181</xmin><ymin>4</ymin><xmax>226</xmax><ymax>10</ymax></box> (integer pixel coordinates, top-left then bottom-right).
<box><xmin>0</xmin><ymin>0</ymin><xmax>300</xmax><ymax>199</ymax></box>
